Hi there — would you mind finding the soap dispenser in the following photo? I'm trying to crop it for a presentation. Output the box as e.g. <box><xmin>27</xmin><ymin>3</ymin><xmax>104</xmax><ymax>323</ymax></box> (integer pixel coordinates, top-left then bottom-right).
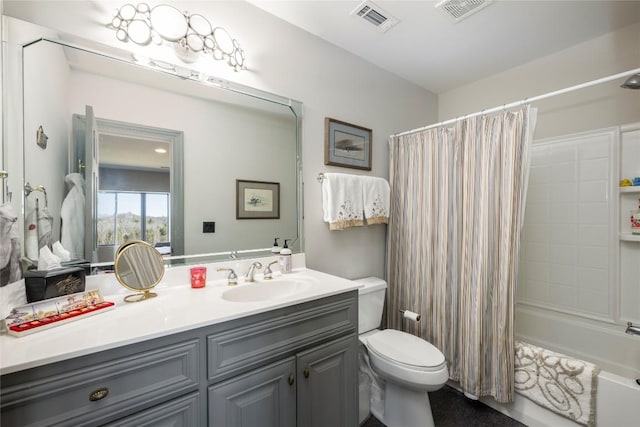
<box><xmin>271</xmin><ymin>237</ymin><xmax>281</xmax><ymax>253</ymax></box>
<box><xmin>279</xmin><ymin>239</ymin><xmax>292</xmax><ymax>274</ymax></box>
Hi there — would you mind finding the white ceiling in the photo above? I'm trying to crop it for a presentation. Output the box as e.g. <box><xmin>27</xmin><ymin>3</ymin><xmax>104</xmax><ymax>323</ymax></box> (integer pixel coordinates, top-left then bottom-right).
<box><xmin>99</xmin><ymin>134</ymin><xmax>170</xmax><ymax>170</ymax></box>
<box><xmin>249</xmin><ymin>0</ymin><xmax>640</xmax><ymax>94</ymax></box>
<box><xmin>4</xmin><ymin>0</ymin><xmax>639</xmax><ymax>95</ymax></box>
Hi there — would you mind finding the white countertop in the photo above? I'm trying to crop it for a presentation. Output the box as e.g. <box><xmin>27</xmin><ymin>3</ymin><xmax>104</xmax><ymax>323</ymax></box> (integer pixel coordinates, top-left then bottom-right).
<box><xmin>0</xmin><ymin>259</ymin><xmax>361</xmax><ymax>376</ymax></box>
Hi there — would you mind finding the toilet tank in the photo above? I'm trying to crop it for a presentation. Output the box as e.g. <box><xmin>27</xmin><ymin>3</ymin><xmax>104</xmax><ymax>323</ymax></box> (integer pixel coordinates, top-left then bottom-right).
<box><xmin>355</xmin><ymin>277</ymin><xmax>387</xmax><ymax>333</ymax></box>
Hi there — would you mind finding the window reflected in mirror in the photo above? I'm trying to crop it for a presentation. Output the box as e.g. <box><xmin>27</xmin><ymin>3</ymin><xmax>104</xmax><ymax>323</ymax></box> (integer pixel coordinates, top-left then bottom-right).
<box><xmin>97</xmin><ymin>192</ymin><xmax>170</xmax><ymax>260</ymax></box>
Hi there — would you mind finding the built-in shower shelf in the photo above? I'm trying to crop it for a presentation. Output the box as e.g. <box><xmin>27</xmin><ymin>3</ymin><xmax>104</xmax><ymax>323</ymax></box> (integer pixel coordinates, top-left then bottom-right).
<box><xmin>619</xmin><ymin>187</ymin><xmax>640</xmax><ymax>194</ymax></box>
<box><xmin>619</xmin><ymin>233</ymin><xmax>640</xmax><ymax>242</ymax></box>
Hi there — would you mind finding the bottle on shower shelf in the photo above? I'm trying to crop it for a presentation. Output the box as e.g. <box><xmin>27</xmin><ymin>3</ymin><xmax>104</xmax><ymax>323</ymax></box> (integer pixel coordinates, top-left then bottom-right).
<box><xmin>631</xmin><ymin>198</ymin><xmax>640</xmax><ymax>235</ymax></box>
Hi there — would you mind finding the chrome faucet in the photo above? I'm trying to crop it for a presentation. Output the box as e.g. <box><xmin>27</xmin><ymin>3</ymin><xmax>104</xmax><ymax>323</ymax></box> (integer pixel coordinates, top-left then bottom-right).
<box><xmin>217</xmin><ymin>268</ymin><xmax>238</xmax><ymax>286</ymax></box>
<box><xmin>626</xmin><ymin>323</ymin><xmax>640</xmax><ymax>387</ymax></box>
<box><xmin>263</xmin><ymin>260</ymin><xmax>278</xmax><ymax>280</ymax></box>
<box><xmin>245</xmin><ymin>262</ymin><xmax>263</xmax><ymax>282</ymax></box>
<box><xmin>626</xmin><ymin>322</ymin><xmax>640</xmax><ymax>336</ymax></box>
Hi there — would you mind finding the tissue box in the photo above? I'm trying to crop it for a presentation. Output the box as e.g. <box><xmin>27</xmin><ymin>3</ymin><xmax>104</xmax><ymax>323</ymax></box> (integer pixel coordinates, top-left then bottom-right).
<box><xmin>24</xmin><ymin>267</ymin><xmax>86</xmax><ymax>303</ymax></box>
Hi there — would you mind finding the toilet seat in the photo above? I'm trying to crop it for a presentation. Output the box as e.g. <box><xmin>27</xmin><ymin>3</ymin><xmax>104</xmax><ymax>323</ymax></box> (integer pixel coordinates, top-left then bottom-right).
<box><xmin>366</xmin><ymin>329</ymin><xmax>445</xmax><ymax>370</ymax></box>
<box><xmin>363</xmin><ymin>329</ymin><xmax>449</xmax><ymax>391</ymax></box>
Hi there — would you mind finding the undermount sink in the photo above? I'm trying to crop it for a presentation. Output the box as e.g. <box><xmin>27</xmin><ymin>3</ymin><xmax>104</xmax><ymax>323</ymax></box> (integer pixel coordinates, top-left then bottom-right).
<box><xmin>221</xmin><ymin>277</ymin><xmax>316</xmax><ymax>302</ymax></box>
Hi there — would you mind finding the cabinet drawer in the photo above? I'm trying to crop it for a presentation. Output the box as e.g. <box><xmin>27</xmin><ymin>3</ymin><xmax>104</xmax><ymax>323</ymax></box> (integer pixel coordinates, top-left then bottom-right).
<box><xmin>105</xmin><ymin>392</ymin><xmax>200</xmax><ymax>427</ymax></box>
<box><xmin>207</xmin><ymin>294</ymin><xmax>356</xmax><ymax>382</ymax></box>
<box><xmin>1</xmin><ymin>339</ymin><xmax>199</xmax><ymax>427</ymax></box>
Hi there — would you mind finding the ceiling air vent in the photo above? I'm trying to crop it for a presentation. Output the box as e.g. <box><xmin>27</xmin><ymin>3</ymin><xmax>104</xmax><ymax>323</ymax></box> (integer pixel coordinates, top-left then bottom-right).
<box><xmin>351</xmin><ymin>1</ymin><xmax>399</xmax><ymax>33</ymax></box>
<box><xmin>436</xmin><ymin>0</ymin><xmax>493</xmax><ymax>23</ymax></box>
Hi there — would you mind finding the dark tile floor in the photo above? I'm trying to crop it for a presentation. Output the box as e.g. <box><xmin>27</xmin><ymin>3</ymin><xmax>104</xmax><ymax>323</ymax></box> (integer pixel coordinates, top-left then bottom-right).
<box><xmin>361</xmin><ymin>385</ymin><xmax>526</xmax><ymax>427</ymax></box>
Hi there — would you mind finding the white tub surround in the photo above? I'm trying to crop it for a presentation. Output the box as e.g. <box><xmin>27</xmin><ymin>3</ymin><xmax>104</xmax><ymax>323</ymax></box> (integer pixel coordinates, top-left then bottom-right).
<box><xmin>0</xmin><ymin>254</ymin><xmax>361</xmax><ymax>375</ymax></box>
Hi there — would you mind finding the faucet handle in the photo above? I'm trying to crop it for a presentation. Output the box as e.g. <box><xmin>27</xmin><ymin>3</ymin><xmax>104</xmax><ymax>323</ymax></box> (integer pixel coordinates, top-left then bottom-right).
<box><xmin>217</xmin><ymin>268</ymin><xmax>238</xmax><ymax>285</ymax></box>
<box><xmin>264</xmin><ymin>260</ymin><xmax>278</xmax><ymax>280</ymax></box>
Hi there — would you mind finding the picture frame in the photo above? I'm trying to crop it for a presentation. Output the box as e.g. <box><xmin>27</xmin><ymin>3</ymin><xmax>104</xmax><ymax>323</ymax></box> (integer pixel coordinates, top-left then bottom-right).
<box><xmin>236</xmin><ymin>180</ymin><xmax>280</xmax><ymax>219</ymax></box>
<box><xmin>324</xmin><ymin>117</ymin><xmax>372</xmax><ymax>170</ymax></box>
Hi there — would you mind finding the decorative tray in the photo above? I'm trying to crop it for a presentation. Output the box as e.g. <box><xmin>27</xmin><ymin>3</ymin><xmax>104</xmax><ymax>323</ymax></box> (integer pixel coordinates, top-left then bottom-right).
<box><xmin>3</xmin><ymin>289</ymin><xmax>115</xmax><ymax>337</ymax></box>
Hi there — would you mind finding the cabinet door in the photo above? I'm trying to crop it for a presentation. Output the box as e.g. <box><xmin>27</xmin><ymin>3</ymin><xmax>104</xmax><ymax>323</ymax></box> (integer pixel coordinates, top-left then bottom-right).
<box><xmin>208</xmin><ymin>357</ymin><xmax>296</xmax><ymax>427</ymax></box>
<box><xmin>296</xmin><ymin>334</ymin><xmax>358</xmax><ymax>427</ymax></box>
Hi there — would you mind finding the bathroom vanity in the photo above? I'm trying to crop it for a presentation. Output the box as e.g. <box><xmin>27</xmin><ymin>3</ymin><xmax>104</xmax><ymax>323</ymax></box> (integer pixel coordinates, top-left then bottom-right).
<box><xmin>0</xmin><ymin>267</ymin><xmax>360</xmax><ymax>426</ymax></box>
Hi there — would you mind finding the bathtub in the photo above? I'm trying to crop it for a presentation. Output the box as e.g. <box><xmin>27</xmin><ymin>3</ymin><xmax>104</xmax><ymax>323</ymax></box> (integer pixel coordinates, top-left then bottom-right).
<box><xmin>475</xmin><ymin>370</ymin><xmax>640</xmax><ymax>427</ymax></box>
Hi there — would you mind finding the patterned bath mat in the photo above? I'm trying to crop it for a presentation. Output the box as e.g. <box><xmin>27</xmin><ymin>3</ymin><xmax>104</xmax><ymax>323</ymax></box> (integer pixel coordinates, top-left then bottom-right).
<box><xmin>514</xmin><ymin>341</ymin><xmax>600</xmax><ymax>427</ymax></box>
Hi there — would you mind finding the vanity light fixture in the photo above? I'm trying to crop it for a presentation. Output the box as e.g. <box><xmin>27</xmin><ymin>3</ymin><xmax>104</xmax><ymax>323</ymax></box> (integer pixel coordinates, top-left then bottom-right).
<box><xmin>154</xmin><ymin>148</ymin><xmax>167</xmax><ymax>154</ymax></box>
<box><xmin>109</xmin><ymin>3</ymin><xmax>246</xmax><ymax>71</ymax></box>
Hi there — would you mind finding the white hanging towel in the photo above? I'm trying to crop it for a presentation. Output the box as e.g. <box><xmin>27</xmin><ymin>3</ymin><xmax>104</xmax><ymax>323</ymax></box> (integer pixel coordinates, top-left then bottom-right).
<box><xmin>60</xmin><ymin>173</ymin><xmax>85</xmax><ymax>259</ymax></box>
<box><xmin>322</xmin><ymin>173</ymin><xmax>365</xmax><ymax>230</ymax></box>
<box><xmin>24</xmin><ymin>197</ymin><xmax>39</xmax><ymax>260</ymax></box>
<box><xmin>0</xmin><ymin>203</ymin><xmax>23</xmax><ymax>286</ymax></box>
<box><xmin>36</xmin><ymin>197</ymin><xmax>53</xmax><ymax>250</ymax></box>
<box><xmin>362</xmin><ymin>176</ymin><xmax>390</xmax><ymax>225</ymax></box>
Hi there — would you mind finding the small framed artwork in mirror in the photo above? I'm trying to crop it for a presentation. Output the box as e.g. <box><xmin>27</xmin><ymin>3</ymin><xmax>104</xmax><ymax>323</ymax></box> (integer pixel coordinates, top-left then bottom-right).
<box><xmin>324</xmin><ymin>117</ymin><xmax>372</xmax><ymax>170</ymax></box>
<box><xmin>236</xmin><ymin>180</ymin><xmax>280</xmax><ymax>219</ymax></box>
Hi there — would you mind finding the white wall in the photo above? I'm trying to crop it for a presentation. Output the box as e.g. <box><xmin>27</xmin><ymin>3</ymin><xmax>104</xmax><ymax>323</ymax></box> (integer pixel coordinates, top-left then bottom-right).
<box><xmin>438</xmin><ymin>22</ymin><xmax>640</xmax><ymax>139</ymax></box>
<box><xmin>0</xmin><ymin>0</ymin><xmax>4</xmax><ymax>185</ymax></box>
<box><xmin>3</xmin><ymin>0</ymin><xmax>438</xmax><ymax>280</ymax></box>
<box><xmin>23</xmin><ymin>39</ymin><xmax>70</xmax><ymax>250</ymax></box>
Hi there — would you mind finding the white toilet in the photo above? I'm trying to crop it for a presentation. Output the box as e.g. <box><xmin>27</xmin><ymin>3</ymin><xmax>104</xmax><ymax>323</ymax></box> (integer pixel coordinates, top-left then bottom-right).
<box><xmin>357</xmin><ymin>277</ymin><xmax>448</xmax><ymax>427</ymax></box>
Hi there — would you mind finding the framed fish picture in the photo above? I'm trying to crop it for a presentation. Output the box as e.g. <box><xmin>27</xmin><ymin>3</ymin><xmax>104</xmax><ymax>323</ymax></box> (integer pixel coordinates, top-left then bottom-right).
<box><xmin>324</xmin><ymin>117</ymin><xmax>372</xmax><ymax>170</ymax></box>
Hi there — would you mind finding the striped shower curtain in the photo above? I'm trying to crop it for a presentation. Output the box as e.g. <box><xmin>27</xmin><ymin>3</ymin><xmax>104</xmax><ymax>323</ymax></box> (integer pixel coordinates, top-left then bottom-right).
<box><xmin>386</xmin><ymin>106</ymin><xmax>535</xmax><ymax>403</ymax></box>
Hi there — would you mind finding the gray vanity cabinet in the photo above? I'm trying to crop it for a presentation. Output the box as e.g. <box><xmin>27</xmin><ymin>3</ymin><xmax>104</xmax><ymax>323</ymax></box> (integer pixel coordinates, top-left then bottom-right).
<box><xmin>1</xmin><ymin>291</ymin><xmax>358</xmax><ymax>427</ymax></box>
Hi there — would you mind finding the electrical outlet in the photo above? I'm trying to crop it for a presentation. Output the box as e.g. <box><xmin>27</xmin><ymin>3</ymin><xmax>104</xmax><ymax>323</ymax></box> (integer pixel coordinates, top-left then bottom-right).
<box><xmin>203</xmin><ymin>221</ymin><xmax>215</xmax><ymax>233</ymax></box>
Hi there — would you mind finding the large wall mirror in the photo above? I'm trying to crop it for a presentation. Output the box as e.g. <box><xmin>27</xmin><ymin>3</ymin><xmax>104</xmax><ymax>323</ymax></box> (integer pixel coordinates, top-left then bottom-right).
<box><xmin>20</xmin><ymin>35</ymin><xmax>302</xmax><ymax>270</ymax></box>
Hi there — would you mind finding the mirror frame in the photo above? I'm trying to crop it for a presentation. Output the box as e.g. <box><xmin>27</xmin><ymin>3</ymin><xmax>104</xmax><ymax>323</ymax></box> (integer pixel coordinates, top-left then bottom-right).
<box><xmin>3</xmin><ymin>19</ymin><xmax>304</xmax><ymax>274</ymax></box>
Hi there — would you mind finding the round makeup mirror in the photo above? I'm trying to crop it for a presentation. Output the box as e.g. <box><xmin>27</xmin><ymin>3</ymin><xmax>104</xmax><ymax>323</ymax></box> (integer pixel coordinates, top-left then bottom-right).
<box><xmin>114</xmin><ymin>240</ymin><xmax>165</xmax><ymax>302</ymax></box>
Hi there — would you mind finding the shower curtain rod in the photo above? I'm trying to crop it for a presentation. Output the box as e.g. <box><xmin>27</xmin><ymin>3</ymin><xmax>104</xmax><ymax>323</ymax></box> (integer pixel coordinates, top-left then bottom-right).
<box><xmin>391</xmin><ymin>67</ymin><xmax>640</xmax><ymax>138</ymax></box>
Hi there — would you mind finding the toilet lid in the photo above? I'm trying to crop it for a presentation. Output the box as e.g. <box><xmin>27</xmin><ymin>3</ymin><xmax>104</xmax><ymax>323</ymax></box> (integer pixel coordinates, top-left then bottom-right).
<box><xmin>367</xmin><ymin>329</ymin><xmax>445</xmax><ymax>368</ymax></box>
